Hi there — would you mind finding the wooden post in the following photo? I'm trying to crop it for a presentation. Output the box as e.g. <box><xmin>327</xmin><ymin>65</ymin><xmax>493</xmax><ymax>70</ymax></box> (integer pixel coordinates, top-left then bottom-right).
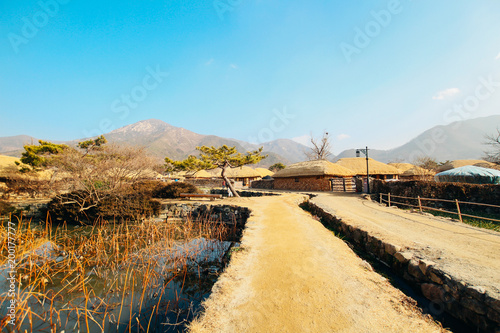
<box><xmin>380</xmin><ymin>193</ymin><xmax>383</xmax><ymax>204</ymax></box>
<box><xmin>418</xmin><ymin>196</ymin><xmax>423</xmax><ymax>213</ymax></box>
<box><xmin>388</xmin><ymin>193</ymin><xmax>391</xmax><ymax>207</ymax></box>
<box><xmin>456</xmin><ymin>199</ymin><xmax>463</xmax><ymax>222</ymax></box>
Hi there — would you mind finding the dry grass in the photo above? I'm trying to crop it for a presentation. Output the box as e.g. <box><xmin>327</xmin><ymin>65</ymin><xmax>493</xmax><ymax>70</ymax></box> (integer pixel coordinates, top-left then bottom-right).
<box><xmin>0</xmin><ymin>213</ymin><xmax>238</xmax><ymax>332</ymax></box>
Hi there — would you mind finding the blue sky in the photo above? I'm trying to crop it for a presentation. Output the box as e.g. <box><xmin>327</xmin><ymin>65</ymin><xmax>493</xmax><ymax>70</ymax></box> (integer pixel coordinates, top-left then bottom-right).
<box><xmin>1</xmin><ymin>0</ymin><xmax>500</xmax><ymax>154</ymax></box>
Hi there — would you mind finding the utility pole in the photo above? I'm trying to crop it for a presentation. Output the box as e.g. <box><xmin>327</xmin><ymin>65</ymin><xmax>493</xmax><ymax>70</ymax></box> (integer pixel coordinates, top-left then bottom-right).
<box><xmin>356</xmin><ymin>146</ymin><xmax>370</xmax><ymax>194</ymax></box>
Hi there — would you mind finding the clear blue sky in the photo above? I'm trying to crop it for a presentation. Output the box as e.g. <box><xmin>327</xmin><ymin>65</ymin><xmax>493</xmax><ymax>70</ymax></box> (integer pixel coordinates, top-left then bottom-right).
<box><xmin>1</xmin><ymin>0</ymin><xmax>500</xmax><ymax>153</ymax></box>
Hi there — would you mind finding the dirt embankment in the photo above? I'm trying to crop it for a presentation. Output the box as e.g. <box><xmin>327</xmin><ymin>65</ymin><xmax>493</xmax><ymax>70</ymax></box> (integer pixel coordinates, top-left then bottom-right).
<box><xmin>189</xmin><ymin>194</ymin><xmax>447</xmax><ymax>333</ymax></box>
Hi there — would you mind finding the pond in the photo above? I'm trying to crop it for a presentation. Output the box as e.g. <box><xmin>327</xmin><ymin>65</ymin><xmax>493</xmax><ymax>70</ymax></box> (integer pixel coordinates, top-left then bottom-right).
<box><xmin>0</xmin><ymin>212</ymin><xmax>244</xmax><ymax>332</ymax></box>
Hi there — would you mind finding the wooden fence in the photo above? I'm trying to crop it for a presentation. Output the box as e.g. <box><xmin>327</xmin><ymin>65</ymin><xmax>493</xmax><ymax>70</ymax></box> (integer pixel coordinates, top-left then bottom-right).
<box><xmin>379</xmin><ymin>193</ymin><xmax>500</xmax><ymax>224</ymax></box>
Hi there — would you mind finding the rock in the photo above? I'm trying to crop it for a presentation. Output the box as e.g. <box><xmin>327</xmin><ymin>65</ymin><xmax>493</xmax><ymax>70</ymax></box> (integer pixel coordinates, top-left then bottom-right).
<box><xmin>418</xmin><ymin>259</ymin><xmax>436</xmax><ymax>275</ymax></box>
<box><xmin>428</xmin><ymin>267</ymin><xmax>444</xmax><ymax>284</ymax></box>
<box><xmin>408</xmin><ymin>259</ymin><xmax>426</xmax><ymax>280</ymax></box>
<box><xmin>421</xmin><ymin>283</ymin><xmax>444</xmax><ymax>302</ymax></box>
<box><xmin>487</xmin><ymin>308</ymin><xmax>500</xmax><ymax>324</ymax></box>
<box><xmin>466</xmin><ymin>286</ymin><xmax>486</xmax><ymax>302</ymax></box>
<box><xmin>384</xmin><ymin>242</ymin><xmax>401</xmax><ymax>256</ymax></box>
<box><xmin>461</xmin><ymin>298</ymin><xmax>487</xmax><ymax>315</ymax></box>
<box><xmin>394</xmin><ymin>251</ymin><xmax>413</xmax><ymax>264</ymax></box>
<box><xmin>486</xmin><ymin>293</ymin><xmax>500</xmax><ymax>313</ymax></box>
<box><xmin>360</xmin><ymin>260</ymin><xmax>373</xmax><ymax>271</ymax></box>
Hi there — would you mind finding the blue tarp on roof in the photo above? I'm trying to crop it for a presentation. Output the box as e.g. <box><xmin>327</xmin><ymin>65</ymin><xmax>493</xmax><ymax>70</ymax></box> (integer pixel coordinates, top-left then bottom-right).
<box><xmin>434</xmin><ymin>165</ymin><xmax>500</xmax><ymax>184</ymax></box>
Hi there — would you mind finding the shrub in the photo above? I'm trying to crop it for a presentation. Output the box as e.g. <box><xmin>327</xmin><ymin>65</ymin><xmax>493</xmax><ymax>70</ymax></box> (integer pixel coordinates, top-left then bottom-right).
<box><xmin>153</xmin><ymin>182</ymin><xmax>199</xmax><ymax>199</ymax></box>
<box><xmin>46</xmin><ymin>190</ymin><xmax>161</xmax><ymax>224</ymax></box>
<box><xmin>0</xmin><ymin>200</ymin><xmax>17</xmax><ymax>216</ymax></box>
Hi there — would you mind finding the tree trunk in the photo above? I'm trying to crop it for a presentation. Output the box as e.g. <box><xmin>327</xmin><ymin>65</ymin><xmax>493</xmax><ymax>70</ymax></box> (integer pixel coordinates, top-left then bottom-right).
<box><xmin>221</xmin><ymin>165</ymin><xmax>240</xmax><ymax>197</ymax></box>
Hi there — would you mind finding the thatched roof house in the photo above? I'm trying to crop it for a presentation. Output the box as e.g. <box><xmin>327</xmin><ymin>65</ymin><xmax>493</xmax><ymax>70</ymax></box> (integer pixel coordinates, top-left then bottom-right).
<box><xmin>388</xmin><ymin>163</ymin><xmax>415</xmax><ymax>173</ymax></box>
<box><xmin>335</xmin><ymin>158</ymin><xmax>400</xmax><ymax>179</ymax></box>
<box><xmin>207</xmin><ymin>166</ymin><xmax>261</xmax><ymax>186</ymax></box>
<box><xmin>400</xmin><ymin>166</ymin><xmax>435</xmax><ymax>180</ymax></box>
<box><xmin>255</xmin><ymin>168</ymin><xmax>274</xmax><ymax>178</ymax></box>
<box><xmin>185</xmin><ymin>170</ymin><xmax>212</xmax><ymax>179</ymax></box>
<box><xmin>436</xmin><ymin>160</ymin><xmax>496</xmax><ymax>172</ymax></box>
<box><xmin>272</xmin><ymin>160</ymin><xmax>356</xmax><ymax>191</ymax></box>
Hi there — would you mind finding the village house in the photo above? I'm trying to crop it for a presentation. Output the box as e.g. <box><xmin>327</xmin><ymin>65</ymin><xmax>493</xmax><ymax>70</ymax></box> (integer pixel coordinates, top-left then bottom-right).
<box><xmin>335</xmin><ymin>158</ymin><xmax>401</xmax><ymax>180</ymax></box>
<box><xmin>272</xmin><ymin>160</ymin><xmax>356</xmax><ymax>192</ymax></box>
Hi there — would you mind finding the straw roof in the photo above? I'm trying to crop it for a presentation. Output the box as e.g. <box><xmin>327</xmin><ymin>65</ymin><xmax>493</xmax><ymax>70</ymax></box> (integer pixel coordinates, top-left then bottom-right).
<box><xmin>206</xmin><ymin>167</ymin><xmax>261</xmax><ymax>178</ymax></box>
<box><xmin>335</xmin><ymin>158</ymin><xmax>400</xmax><ymax>175</ymax></box>
<box><xmin>474</xmin><ymin>162</ymin><xmax>500</xmax><ymax>170</ymax></box>
<box><xmin>436</xmin><ymin>159</ymin><xmax>495</xmax><ymax>172</ymax></box>
<box><xmin>255</xmin><ymin>168</ymin><xmax>274</xmax><ymax>177</ymax></box>
<box><xmin>388</xmin><ymin>163</ymin><xmax>415</xmax><ymax>172</ymax></box>
<box><xmin>272</xmin><ymin>160</ymin><xmax>355</xmax><ymax>178</ymax></box>
<box><xmin>401</xmin><ymin>166</ymin><xmax>434</xmax><ymax>177</ymax></box>
<box><xmin>185</xmin><ymin>170</ymin><xmax>212</xmax><ymax>178</ymax></box>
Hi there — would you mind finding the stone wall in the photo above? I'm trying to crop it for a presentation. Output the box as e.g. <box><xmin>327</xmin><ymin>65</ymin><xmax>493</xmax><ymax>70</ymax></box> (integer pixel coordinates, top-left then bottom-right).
<box><xmin>159</xmin><ymin>202</ymin><xmax>250</xmax><ymax>229</ymax></box>
<box><xmin>183</xmin><ymin>179</ymin><xmax>224</xmax><ymax>188</ymax></box>
<box><xmin>250</xmin><ymin>179</ymin><xmax>274</xmax><ymax>190</ymax></box>
<box><xmin>304</xmin><ymin>201</ymin><xmax>500</xmax><ymax>332</ymax></box>
<box><xmin>210</xmin><ymin>189</ymin><xmax>279</xmax><ymax>197</ymax></box>
<box><xmin>274</xmin><ymin>176</ymin><xmax>331</xmax><ymax>191</ymax></box>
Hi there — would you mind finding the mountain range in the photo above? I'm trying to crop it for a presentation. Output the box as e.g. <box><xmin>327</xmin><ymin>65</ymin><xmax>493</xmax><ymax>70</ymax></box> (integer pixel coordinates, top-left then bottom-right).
<box><xmin>1</xmin><ymin>115</ymin><xmax>499</xmax><ymax>166</ymax></box>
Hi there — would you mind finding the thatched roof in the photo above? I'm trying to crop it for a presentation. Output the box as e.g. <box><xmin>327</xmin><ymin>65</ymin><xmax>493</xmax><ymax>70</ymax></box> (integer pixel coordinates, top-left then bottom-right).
<box><xmin>255</xmin><ymin>168</ymin><xmax>274</xmax><ymax>177</ymax></box>
<box><xmin>388</xmin><ymin>163</ymin><xmax>415</xmax><ymax>172</ymax></box>
<box><xmin>273</xmin><ymin>160</ymin><xmax>355</xmax><ymax>178</ymax></box>
<box><xmin>185</xmin><ymin>170</ymin><xmax>212</xmax><ymax>178</ymax></box>
<box><xmin>474</xmin><ymin>162</ymin><xmax>500</xmax><ymax>170</ymax></box>
<box><xmin>207</xmin><ymin>166</ymin><xmax>261</xmax><ymax>178</ymax></box>
<box><xmin>335</xmin><ymin>158</ymin><xmax>400</xmax><ymax>175</ymax></box>
<box><xmin>436</xmin><ymin>159</ymin><xmax>495</xmax><ymax>172</ymax></box>
<box><xmin>401</xmin><ymin>166</ymin><xmax>435</xmax><ymax>176</ymax></box>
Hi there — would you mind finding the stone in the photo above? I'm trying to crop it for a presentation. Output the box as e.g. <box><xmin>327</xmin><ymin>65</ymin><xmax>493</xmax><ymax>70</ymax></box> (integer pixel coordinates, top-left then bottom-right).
<box><xmin>418</xmin><ymin>259</ymin><xmax>436</xmax><ymax>275</ymax></box>
<box><xmin>408</xmin><ymin>259</ymin><xmax>425</xmax><ymax>280</ymax></box>
<box><xmin>394</xmin><ymin>251</ymin><xmax>413</xmax><ymax>264</ymax></box>
<box><xmin>466</xmin><ymin>286</ymin><xmax>486</xmax><ymax>302</ymax></box>
<box><xmin>487</xmin><ymin>308</ymin><xmax>500</xmax><ymax>324</ymax></box>
<box><xmin>384</xmin><ymin>243</ymin><xmax>401</xmax><ymax>256</ymax></box>
<box><xmin>486</xmin><ymin>293</ymin><xmax>500</xmax><ymax>313</ymax></box>
<box><xmin>360</xmin><ymin>260</ymin><xmax>373</xmax><ymax>271</ymax></box>
<box><xmin>461</xmin><ymin>298</ymin><xmax>487</xmax><ymax>315</ymax></box>
<box><xmin>421</xmin><ymin>283</ymin><xmax>444</xmax><ymax>302</ymax></box>
<box><xmin>428</xmin><ymin>267</ymin><xmax>444</xmax><ymax>284</ymax></box>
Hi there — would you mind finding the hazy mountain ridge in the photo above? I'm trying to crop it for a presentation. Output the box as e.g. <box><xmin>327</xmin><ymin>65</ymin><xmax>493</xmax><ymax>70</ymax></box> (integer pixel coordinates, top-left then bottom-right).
<box><xmin>334</xmin><ymin>115</ymin><xmax>500</xmax><ymax>163</ymax></box>
<box><xmin>1</xmin><ymin>116</ymin><xmax>499</xmax><ymax>166</ymax></box>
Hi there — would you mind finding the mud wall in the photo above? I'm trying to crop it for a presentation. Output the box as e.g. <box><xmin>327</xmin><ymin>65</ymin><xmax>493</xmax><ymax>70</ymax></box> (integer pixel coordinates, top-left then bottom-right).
<box><xmin>305</xmin><ymin>201</ymin><xmax>500</xmax><ymax>332</ymax></box>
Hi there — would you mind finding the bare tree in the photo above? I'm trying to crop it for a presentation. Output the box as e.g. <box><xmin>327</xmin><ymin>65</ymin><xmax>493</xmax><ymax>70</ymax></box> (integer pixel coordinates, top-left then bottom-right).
<box><xmin>412</xmin><ymin>155</ymin><xmax>439</xmax><ymax>172</ymax></box>
<box><xmin>483</xmin><ymin>128</ymin><xmax>500</xmax><ymax>164</ymax></box>
<box><xmin>305</xmin><ymin>131</ymin><xmax>332</xmax><ymax>161</ymax></box>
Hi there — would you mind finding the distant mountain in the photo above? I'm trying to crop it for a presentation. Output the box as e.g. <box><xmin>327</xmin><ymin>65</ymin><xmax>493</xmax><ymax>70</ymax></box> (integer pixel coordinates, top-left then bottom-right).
<box><xmin>334</xmin><ymin>115</ymin><xmax>500</xmax><ymax>163</ymax></box>
<box><xmin>0</xmin><ymin>119</ymin><xmax>306</xmax><ymax>167</ymax></box>
<box><xmin>3</xmin><ymin>116</ymin><xmax>497</xmax><ymax>167</ymax></box>
<box><xmin>0</xmin><ymin>135</ymin><xmax>38</xmax><ymax>156</ymax></box>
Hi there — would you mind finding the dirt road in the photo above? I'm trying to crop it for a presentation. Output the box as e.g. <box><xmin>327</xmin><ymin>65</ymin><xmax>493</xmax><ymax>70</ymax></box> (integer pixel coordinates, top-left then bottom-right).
<box><xmin>312</xmin><ymin>193</ymin><xmax>500</xmax><ymax>299</ymax></box>
<box><xmin>189</xmin><ymin>194</ymin><xmax>446</xmax><ymax>332</ymax></box>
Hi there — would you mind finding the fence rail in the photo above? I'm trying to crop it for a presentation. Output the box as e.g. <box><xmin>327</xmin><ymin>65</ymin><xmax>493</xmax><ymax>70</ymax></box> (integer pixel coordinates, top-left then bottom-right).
<box><xmin>379</xmin><ymin>193</ymin><xmax>500</xmax><ymax>224</ymax></box>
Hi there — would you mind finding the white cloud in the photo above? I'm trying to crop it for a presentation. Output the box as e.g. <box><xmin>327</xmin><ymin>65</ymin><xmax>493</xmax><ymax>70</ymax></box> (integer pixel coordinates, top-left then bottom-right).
<box><xmin>229</xmin><ymin>63</ymin><xmax>238</xmax><ymax>69</ymax></box>
<box><xmin>292</xmin><ymin>135</ymin><xmax>312</xmax><ymax>147</ymax></box>
<box><xmin>496</xmin><ymin>52</ymin><xmax>500</xmax><ymax>60</ymax></box>
<box><xmin>432</xmin><ymin>88</ymin><xmax>460</xmax><ymax>100</ymax></box>
<box><xmin>337</xmin><ymin>134</ymin><xmax>350</xmax><ymax>141</ymax></box>
<box><xmin>205</xmin><ymin>58</ymin><xmax>214</xmax><ymax>66</ymax></box>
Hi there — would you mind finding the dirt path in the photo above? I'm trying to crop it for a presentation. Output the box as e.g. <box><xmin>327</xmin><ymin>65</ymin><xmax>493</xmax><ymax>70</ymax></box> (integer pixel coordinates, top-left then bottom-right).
<box><xmin>312</xmin><ymin>193</ymin><xmax>500</xmax><ymax>299</ymax></box>
<box><xmin>189</xmin><ymin>194</ymin><xmax>446</xmax><ymax>332</ymax></box>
